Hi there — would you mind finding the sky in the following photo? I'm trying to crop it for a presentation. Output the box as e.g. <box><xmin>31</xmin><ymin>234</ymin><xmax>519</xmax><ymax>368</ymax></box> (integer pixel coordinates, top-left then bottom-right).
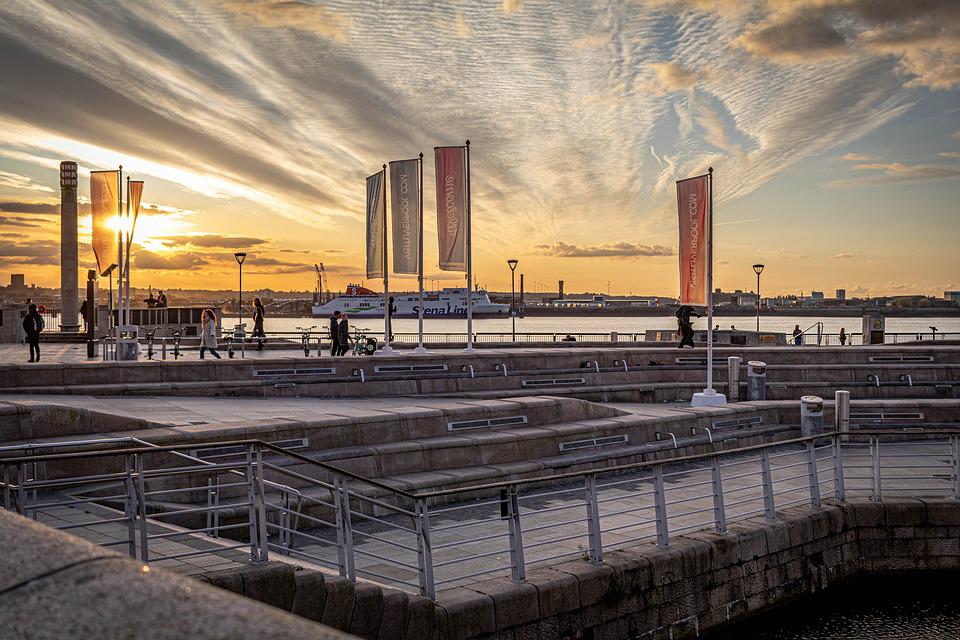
<box><xmin>0</xmin><ymin>0</ymin><xmax>958</xmax><ymax>298</ymax></box>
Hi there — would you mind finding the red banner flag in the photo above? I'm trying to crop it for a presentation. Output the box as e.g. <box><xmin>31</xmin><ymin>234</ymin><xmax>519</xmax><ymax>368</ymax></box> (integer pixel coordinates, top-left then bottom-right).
<box><xmin>677</xmin><ymin>174</ymin><xmax>709</xmax><ymax>306</ymax></box>
<box><xmin>434</xmin><ymin>146</ymin><xmax>467</xmax><ymax>272</ymax></box>
<box><xmin>90</xmin><ymin>170</ymin><xmax>119</xmax><ymax>276</ymax></box>
<box><xmin>129</xmin><ymin>180</ymin><xmax>144</xmax><ymax>238</ymax></box>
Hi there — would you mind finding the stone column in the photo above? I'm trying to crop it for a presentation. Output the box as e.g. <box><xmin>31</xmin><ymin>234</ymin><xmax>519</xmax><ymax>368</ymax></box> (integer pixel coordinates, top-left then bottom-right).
<box><xmin>59</xmin><ymin>161</ymin><xmax>80</xmax><ymax>331</ymax></box>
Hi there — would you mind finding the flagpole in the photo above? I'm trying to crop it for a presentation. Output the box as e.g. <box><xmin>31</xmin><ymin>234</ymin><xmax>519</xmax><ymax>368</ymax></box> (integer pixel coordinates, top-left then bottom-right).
<box><xmin>706</xmin><ymin>166</ymin><xmax>714</xmax><ymax>393</ymax></box>
<box><xmin>125</xmin><ymin>176</ymin><xmax>131</xmax><ymax>327</ymax></box>
<box><xmin>464</xmin><ymin>140</ymin><xmax>475</xmax><ymax>353</ymax></box>
<box><xmin>116</xmin><ymin>165</ymin><xmax>123</xmax><ymax>338</ymax></box>
<box><xmin>380</xmin><ymin>164</ymin><xmax>396</xmax><ymax>354</ymax></box>
<box><xmin>413</xmin><ymin>152</ymin><xmax>427</xmax><ymax>353</ymax></box>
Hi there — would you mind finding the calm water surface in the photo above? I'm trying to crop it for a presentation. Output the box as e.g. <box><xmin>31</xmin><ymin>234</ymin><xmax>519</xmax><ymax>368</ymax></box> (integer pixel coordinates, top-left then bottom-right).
<box><xmin>702</xmin><ymin>574</ymin><xmax>960</xmax><ymax>640</ymax></box>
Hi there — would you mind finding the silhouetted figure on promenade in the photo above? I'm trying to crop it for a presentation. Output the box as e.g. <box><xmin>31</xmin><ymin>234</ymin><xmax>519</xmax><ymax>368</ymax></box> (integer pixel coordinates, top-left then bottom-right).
<box><xmin>80</xmin><ymin>300</ymin><xmax>89</xmax><ymax>332</ymax></box>
<box><xmin>199</xmin><ymin>308</ymin><xmax>221</xmax><ymax>360</ymax></box>
<box><xmin>839</xmin><ymin>327</ymin><xmax>847</xmax><ymax>346</ymax></box>
<box><xmin>329</xmin><ymin>310</ymin><xmax>342</xmax><ymax>356</ymax></box>
<box><xmin>144</xmin><ymin>291</ymin><xmax>157</xmax><ymax>308</ymax></box>
<box><xmin>793</xmin><ymin>324</ymin><xmax>803</xmax><ymax>346</ymax></box>
<box><xmin>337</xmin><ymin>313</ymin><xmax>351</xmax><ymax>356</ymax></box>
<box><xmin>252</xmin><ymin>297</ymin><xmax>266</xmax><ymax>351</ymax></box>
<box><xmin>676</xmin><ymin>305</ymin><xmax>699</xmax><ymax>349</ymax></box>
<box><xmin>156</xmin><ymin>291</ymin><xmax>168</xmax><ymax>308</ymax></box>
<box><xmin>23</xmin><ymin>304</ymin><xmax>44</xmax><ymax>362</ymax></box>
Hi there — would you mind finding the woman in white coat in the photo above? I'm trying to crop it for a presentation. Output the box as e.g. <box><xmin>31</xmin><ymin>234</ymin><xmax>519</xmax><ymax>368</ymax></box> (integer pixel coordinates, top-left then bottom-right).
<box><xmin>199</xmin><ymin>308</ymin><xmax>222</xmax><ymax>360</ymax></box>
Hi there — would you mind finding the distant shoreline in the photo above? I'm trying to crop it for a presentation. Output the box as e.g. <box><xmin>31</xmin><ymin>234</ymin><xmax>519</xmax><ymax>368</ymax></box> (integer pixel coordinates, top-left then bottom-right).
<box><xmin>259</xmin><ymin>307</ymin><xmax>960</xmax><ymax>319</ymax></box>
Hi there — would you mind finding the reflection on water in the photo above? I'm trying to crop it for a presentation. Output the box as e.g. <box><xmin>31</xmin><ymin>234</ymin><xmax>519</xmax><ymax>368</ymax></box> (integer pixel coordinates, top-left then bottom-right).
<box><xmin>702</xmin><ymin>573</ymin><xmax>960</xmax><ymax>640</ymax></box>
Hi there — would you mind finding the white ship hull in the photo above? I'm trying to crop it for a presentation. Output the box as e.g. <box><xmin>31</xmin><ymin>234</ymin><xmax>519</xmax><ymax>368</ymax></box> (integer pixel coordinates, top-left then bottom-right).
<box><xmin>312</xmin><ymin>288</ymin><xmax>509</xmax><ymax>318</ymax></box>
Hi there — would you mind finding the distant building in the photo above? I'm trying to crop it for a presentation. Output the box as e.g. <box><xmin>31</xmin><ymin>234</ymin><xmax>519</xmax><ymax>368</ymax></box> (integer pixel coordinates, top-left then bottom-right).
<box><xmin>10</xmin><ymin>274</ymin><xmax>25</xmax><ymax>289</ymax></box>
<box><xmin>713</xmin><ymin>289</ymin><xmax>758</xmax><ymax>307</ymax></box>
<box><xmin>811</xmin><ymin>291</ymin><xmax>825</xmax><ymax>301</ymax></box>
<box><xmin>836</xmin><ymin>289</ymin><xmax>846</xmax><ymax>301</ymax></box>
<box><xmin>945</xmin><ymin>291</ymin><xmax>960</xmax><ymax>304</ymax></box>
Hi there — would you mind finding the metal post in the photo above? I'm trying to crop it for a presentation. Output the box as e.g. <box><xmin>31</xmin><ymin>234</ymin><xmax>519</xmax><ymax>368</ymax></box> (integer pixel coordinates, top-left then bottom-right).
<box><xmin>584</xmin><ymin>475</ymin><xmax>603</xmax><ymax>563</ymax></box>
<box><xmin>871</xmin><ymin>436</ymin><xmax>882</xmax><ymax>501</ymax></box>
<box><xmin>124</xmin><ymin>454</ymin><xmax>138</xmax><ymax>558</ymax></box>
<box><xmin>805</xmin><ymin>441</ymin><xmax>822</xmax><ymax>508</ymax></box>
<box><xmin>832</xmin><ymin>436</ymin><xmax>846</xmax><ymax>501</ymax></box>
<box><xmin>464</xmin><ymin>141</ymin><xmax>474</xmax><ymax>353</ymax></box>
<box><xmin>506</xmin><ymin>484</ymin><xmax>526</xmax><ymax>581</ymax></box>
<box><xmin>952</xmin><ymin>436</ymin><xmax>960</xmax><ymax>501</ymax></box>
<box><xmin>727</xmin><ymin>356</ymin><xmax>741</xmax><ymax>402</ymax></box>
<box><xmin>835</xmin><ymin>390</ymin><xmax>850</xmax><ymax>440</ymax></box>
<box><xmin>339</xmin><ymin>478</ymin><xmax>356</xmax><ymax>581</ymax></box>
<box><xmin>245</xmin><ymin>446</ymin><xmax>259</xmax><ymax>563</ymax></box>
<box><xmin>653</xmin><ymin>465</ymin><xmax>670</xmax><ymax>547</ymax></box>
<box><xmin>2</xmin><ymin>465</ymin><xmax>10</xmax><ymax>510</ymax></box>
<box><xmin>332</xmin><ymin>478</ymin><xmax>349</xmax><ymax>577</ymax></box>
<box><xmin>254</xmin><ymin>445</ymin><xmax>269</xmax><ymax>562</ymax></box>
<box><xmin>760</xmin><ymin>448</ymin><xmax>776</xmax><ymax>521</ymax></box>
<box><xmin>415</xmin><ymin>498</ymin><xmax>436</xmax><ymax>599</ymax></box>
<box><xmin>414</xmin><ymin>153</ymin><xmax>426</xmax><ymax>354</ymax></box>
<box><xmin>135</xmin><ymin>454</ymin><xmax>149</xmax><ymax>561</ymax></box>
<box><xmin>711</xmin><ymin>456</ymin><xmax>727</xmax><ymax>533</ymax></box>
<box><xmin>16</xmin><ymin>463</ymin><xmax>26</xmax><ymax>516</ymax></box>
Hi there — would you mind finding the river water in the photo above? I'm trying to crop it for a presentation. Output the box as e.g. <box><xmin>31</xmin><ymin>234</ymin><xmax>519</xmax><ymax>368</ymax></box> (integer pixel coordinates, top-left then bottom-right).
<box><xmin>224</xmin><ymin>314</ymin><xmax>960</xmax><ymax>339</ymax></box>
<box><xmin>701</xmin><ymin>573</ymin><xmax>960</xmax><ymax>640</ymax></box>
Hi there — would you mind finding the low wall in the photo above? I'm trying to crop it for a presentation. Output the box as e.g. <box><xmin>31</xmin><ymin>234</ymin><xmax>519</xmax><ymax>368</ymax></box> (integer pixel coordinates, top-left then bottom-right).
<box><xmin>197</xmin><ymin>499</ymin><xmax>960</xmax><ymax>640</ymax></box>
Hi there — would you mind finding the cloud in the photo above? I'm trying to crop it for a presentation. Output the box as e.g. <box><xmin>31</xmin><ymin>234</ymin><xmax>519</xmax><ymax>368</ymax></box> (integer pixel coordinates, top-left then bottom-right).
<box><xmin>0</xmin><ymin>169</ymin><xmax>54</xmax><ymax>193</ymax></box>
<box><xmin>953</xmin><ymin>131</ymin><xmax>960</xmax><ymax>141</ymax></box>
<box><xmin>841</xmin><ymin>153</ymin><xmax>873</xmax><ymax>161</ymax></box>
<box><xmin>535</xmin><ymin>242</ymin><xmax>675</xmax><ymax>258</ymax></box>
<box><xmin>133</xmin><ymin>251</ymin><xmax>210</xmax><ymax>270</ymax></box>
<box><xmin>502</xmin><ymin>0</ymin><xmax>524</xmax><ymax>15</ymax></box>
<box><xmin>0</xmin><ymin>238</ymin><xmax>59</xmax><ymax>266</ymax></box>
<box><xmin>217</xmin><ymin>0</ymin><xmax>351</xmax><ymax>42</ymax></box>
<box><xmin>0</xmin><ymin>215</ymin><xmax>44</xmax><ymax>227</ymax></box>
<box><xmin>636</xmin><ymin>62</ymin><xmax>698</xmax><ymax>96</ymax></box>
<box><xmin>736</xmin><ymin>10</ymin><xmax>847</xmax><ymax>63</ymax></box>
<box><xmin>939</xmin><ymin>152</ymin><xmax>960</xmax><ymax>158</ymax></box>
<box><xmin>825</xmin><ymin>161</ymin><xmax>960</xmax><ymax>188</ymax></box>
<box><xmin>830</xmin><ymin>253</ymin><xmax>854</xmax><ymax>260</ymax></box>
<box><xmin>156</xmin><ymin>234</ymin><xmax>269</xmax><ymax>249</ymax></box>
<box><xmin>454</xmin><ymin>10</ymin><xmax>472</xmax><ymax>38</ymax></box>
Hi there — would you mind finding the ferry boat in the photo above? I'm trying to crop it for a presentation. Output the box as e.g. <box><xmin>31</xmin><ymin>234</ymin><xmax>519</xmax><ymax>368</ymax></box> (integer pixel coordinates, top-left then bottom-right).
<box><xmin>311</xmin><ymin>285</ymin><xmax>509</xmax><ymax>318</ymax></box>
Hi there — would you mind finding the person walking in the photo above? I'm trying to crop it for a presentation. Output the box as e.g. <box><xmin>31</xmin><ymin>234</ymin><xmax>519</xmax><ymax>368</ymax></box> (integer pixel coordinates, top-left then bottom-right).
<box><xmin>252</xmin><ymin>297</ymin><xmax>266</xmax><ymax>351</ymax></box>
<box><xmin>199</xmin><ymin>308</ymin><xmax>222</xmax><ymax>360</ymax></box>
<box><xmin>329</xmin><ymin>310</ymin><xmax>341</xmax><ymax>356</ymax></box>
<box><xmin>22</xmin><ymin>303</ymin><xmax>44</xmax><ymax>362</ymax></box>
<box><xmin>839</xmin><ymin>327</ymin><xmax>847</xmax><ymax>346</ymax></box>
<box><xmin>337</xmin><ymin>312</ymin><xmax>351</xmax><ymax>356</ymax></box>
<box><xmin>80</xmin><ymin>299</ymin><xmax>89</xmax><ymax>332</ymax></box>
<box><xmin>675</xmin><ymin>305</ymin><xmax>699</xmax><ymax>349</ymax></box>
<box><xmin>792</xmin><ymin>324</ymin><xmax>803</xmax><ymax>346</ymax></box>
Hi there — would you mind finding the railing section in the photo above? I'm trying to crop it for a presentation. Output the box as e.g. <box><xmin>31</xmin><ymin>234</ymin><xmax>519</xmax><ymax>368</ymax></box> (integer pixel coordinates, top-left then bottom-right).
<box><xmin>2</xmin><ymin>432</ymin><xmax>958</xmax><ymax>600</ymax></box>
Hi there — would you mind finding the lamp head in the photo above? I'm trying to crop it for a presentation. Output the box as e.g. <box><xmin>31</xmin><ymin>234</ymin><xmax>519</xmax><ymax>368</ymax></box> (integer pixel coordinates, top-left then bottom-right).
<box><xmin>752</xmin><ymin>263</ymin><xmax>765</xmax><ymax>275</ymax></box>
<box><xmin>507</xmin><ymin>259</ymin><xmax>518</xmax><ymax>271</ymax></box>
<box><xmin>235</xmin><ymin>252</ymin><xmax>247</xmax><ymax>265</ymax></box>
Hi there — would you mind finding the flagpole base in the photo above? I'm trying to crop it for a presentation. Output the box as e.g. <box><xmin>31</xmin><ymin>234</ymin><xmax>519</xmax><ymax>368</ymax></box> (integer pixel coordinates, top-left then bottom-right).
<box><xmin>376</xmin><ymin>346</ymin><xmax>398</xmax><ymax>356</ymax></box>
<box><xmin>463</xmin><ymin>346</ymin><xmax>477</xmax><ymax>353</ymax></box>
<box><xmin>412</xmin><ymin>346</ymin><xmax>428</xmax><ymax>354</ymax></box>
<box><xmin>691</xmin><ymin>389</ymin><xmax>727</xmax><ymax>408</ymax></box>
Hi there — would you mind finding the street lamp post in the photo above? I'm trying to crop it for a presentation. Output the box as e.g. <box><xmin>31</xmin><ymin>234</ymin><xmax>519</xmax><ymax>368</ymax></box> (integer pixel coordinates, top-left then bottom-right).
<box><xmin>507</xmin><ymin>259</ymin><xmax>518</xmax><ymax>342</ymax></box>
<box><xmin>752</xmin><ymin>264</ymin><xmax>765</xmax><ymax>332</ymax></box>
<box><xmin>235</xmin><ymin>252</ymin><xmax>246</xmax><ymax>329</ymax></box>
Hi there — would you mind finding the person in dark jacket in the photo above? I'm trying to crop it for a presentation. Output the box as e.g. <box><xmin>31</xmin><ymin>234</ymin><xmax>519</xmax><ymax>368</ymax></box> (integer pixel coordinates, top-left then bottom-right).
<box><xmin>329</xmin><ymin>310</ymin><xmax>341</xmax><ymax>356</ymax></box>
<box><xmin>337</xmin><ymin>312</ymin><xmax>351</xmax><ymax>356</ymax></box>
<box><xmin>22</xmin><ymin>304</ymin><xmax>44</xmax><ymax>362</ymax></box>
<box><xmin>80</xmin><ymin>300</ymin><xmax>89</xmax><ymax>332</ymax></box>
<box><xmin>675</xmin><ymin>305</ymin><xmax>699</xmax><ymax>349</ymax></box>
<box><xmin>252</xmin><ymin>297</ymin><xmax>266</xmax><ymax>351</ymax></box>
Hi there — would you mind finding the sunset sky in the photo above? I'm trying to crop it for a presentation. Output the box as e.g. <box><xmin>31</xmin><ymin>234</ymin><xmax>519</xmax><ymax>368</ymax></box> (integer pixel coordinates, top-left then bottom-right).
<box><xmin>0</xmin><ymin>0</ymin><xmax>958</xmax><ymax>297</ymax></box>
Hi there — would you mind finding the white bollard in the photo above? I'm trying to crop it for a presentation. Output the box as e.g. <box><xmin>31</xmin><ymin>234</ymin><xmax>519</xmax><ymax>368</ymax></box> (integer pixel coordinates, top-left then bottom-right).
<box><xmin>747</xmin><ymin>361</ymin><xmax>766</xmax><ymax>401</ymax></box>
<box><xmin>727</xmin><ymin>356</ymin><xmax>742</xmax><ymax>402</ymax></box>
<box><xmin>801</xmin><ymin>395</ymin><xmax>824</xmax><ymax>437</ymax></box>
<box><xmin>835</xmin><ymin>390</ymin><xmax>850</xmax><ymax>437</ymax></box>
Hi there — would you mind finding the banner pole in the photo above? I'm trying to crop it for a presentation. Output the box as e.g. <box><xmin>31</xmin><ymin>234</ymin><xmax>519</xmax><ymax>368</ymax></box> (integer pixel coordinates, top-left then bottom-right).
<box><xmin>706</xmin><ymin>166</ymin><xmax>714</xmax><ymax>393</ymax></box>
<box><xmin>116</xmin><ymin>165</ymin><xmax>123</xmax><ymax>338</ymax></box>
<box><xmin>125</xmin><ymin>176</ymin><xmax>131</xmax><ymax>327</ymax></box>
<box><xmin>414</xmin><ymin>152</ymin><xmax>426</xmax><ymax>353</ymax></box>
<box><xmin>382</xmin><ymin>165</ymin><xmax>390</xmax><ymax>349</ymax></box>
<box><xmin>464</xmin><ymin>140</ymin><xmax>474</xmax><ymax>353</ymax></box>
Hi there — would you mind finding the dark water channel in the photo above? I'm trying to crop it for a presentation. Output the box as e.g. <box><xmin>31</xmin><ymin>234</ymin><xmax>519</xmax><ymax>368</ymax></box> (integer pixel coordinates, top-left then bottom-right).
<box><xmin>701</xmin><ymin>572</ymin><xmax>960</xmax><ymax>640</ymax></box>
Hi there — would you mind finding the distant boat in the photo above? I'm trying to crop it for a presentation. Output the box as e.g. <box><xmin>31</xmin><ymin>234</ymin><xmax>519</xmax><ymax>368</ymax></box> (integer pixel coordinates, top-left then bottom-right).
<box><xmin>311</xmin><ymin>285</ymin><xmax>509</xmax><ymax>318</ymax></box>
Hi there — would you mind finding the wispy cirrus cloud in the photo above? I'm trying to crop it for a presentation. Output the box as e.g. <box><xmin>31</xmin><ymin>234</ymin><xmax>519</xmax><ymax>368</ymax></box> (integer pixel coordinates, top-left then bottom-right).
<box><xmin>535</xmin><ymin>242</ymin><xmax>674</xmax><ymax>258</ymax></box>
<box><xmin>826</xmin><ymin>161</ymin><xmax>960</xmax><ymax>189</ymax></box>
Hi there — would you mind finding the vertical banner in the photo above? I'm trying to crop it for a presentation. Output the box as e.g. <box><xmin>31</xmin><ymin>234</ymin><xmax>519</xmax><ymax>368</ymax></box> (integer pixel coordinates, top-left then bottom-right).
<box><xmin>389</xmin><ymin>159</ymin><xmax>419</xmax><ymax>274</ymax></box>
<box><xmin>365</xmin><ymin>170</ymin><xmax>385</xmax><ymax>279</ymax></box>
<box><xmin>90</xmin><ymin>170</ymin><xmax>119</xmax><ymax>276</ymax></box>
<box><xmin>434</xmin><ymin>146</ymin><xmax>467</xmax><ymax>271</ymax></box>
<box><xmin>129</xmin><ymin>180</ymin><xmax>144</xmax><ymax>238</ymax></box>
<box><xmin>676</xmin><ymin>174</ymin><xmax>709</xmax><ymax>306</ymax></box>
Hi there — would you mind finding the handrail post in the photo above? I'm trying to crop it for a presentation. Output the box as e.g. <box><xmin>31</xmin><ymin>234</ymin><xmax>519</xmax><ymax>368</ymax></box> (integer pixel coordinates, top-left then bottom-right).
<box><xmin>332</xmin><ymin>477</ymin><xmax>349</xmax><ymax>577</ymax></box>
<box><xmin>585</xmin><ymin>475</ymin><xmax>603</xmax><ymax>563</ymax></box>
<box><xmin>17</xmin><ymin>463</ymin><xmax>26</xmax><ymax>516</ymax></box>
<box><xmin>339</xmin><ymin>477</ymin><xmax>356</xmax><ymax>581</ymax></box>
<box><xmin>805</xmin><ymin>441</ymin><xmax>822</xmax><ymax>508</ymax></box>
<box><xmin>760</xmin><ymin>448</ymin><xmax>776</xmax><ymax>521</ymax></box>
<box><xmin>415</xmin><ymin>498</ymin><xmax>436</xmax><ymax>599</ymax></box>
<box><xmin>254</xmin><ymin>445</ymin><xmax>269</xmax><ymax>562</ymax></box>
<box><xmin>711</xmin><ymin>456</ymin><xmax>727</xmax><ymax>533</ymax></box>
<box><xmin>123</xmin><ymin>454</ymin><xmax>137</xmax><ymax>558</ymax></box>
<box><xmin>653</xmin><ymin>465</ymin><xmax>669</xmax><ymax>547</ymax></box>
<box><xmin>245</xmin><ymin>445</ymin><xmax>260</xmax><ymax>563</ymax></box>
<box><xmin>871</xmin><ymin>436</ymin><xmax>882</xmax><ymax>501</ymax></box>
<box><xmin>135</xmin><ymin>454</ymin><xmax>149</xmax><ymax>561</ymax></box>
<box><xmin>3</xmin><ymin>464</ymin><xmax>11</xmax><ymax>510</ymax></box>
<box><xmin>952</xmin><ymin>435</ymin><xmax>960</xmax><ymax>501</ymax></box>
<box><xmin>506</xmin><ymin>484</ymin><xmax>526</xmax><ymax>582</ymax></box>
<box><xmin>832</xmin><ymin>436</ymin><xmax>846</xmax><ymax>501</ymax></box>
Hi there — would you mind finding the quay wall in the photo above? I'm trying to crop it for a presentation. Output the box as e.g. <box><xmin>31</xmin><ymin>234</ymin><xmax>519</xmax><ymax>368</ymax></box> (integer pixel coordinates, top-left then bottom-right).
<box><xmin>195</xmin><ymin>499</ymin><xmax>960</xmax><ymax>640</ymax></box>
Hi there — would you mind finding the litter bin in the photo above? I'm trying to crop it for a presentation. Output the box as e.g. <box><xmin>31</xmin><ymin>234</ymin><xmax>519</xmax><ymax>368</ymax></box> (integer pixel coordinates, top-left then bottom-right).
<box><xmin>801</xmin><ymin>395</ymin><xmax>824</xmax><ymax>436</ymax></box>
<box><xmin>747</xmin><ymin>360</ymin><xmax>766</xmax><ymax>401</ymax></box>
<box><xmin>116</xmin><ymin>324</ymin><xmax>139</xmax><ymax>361</ymax></box>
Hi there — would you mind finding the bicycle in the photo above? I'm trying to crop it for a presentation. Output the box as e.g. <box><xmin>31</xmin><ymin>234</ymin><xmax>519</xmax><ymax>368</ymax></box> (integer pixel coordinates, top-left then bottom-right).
<box><xmin>144</xmin><ymin>326</ymin><xmax>159</xmax><ymax>360</ymax></box>
<box><xmin>351</xmin><ymin>327</ymin><xmax>377</xmax><ymax>356</ymax></box>
<box><xmin>171</xmin><ymin>326</ymin><xmax>185</xmax><ymax>360</ymax></box>
<box><xmin>296</xmin><ymin>326</ymin><xmax>317</xmax><ymax>357</ymax></box>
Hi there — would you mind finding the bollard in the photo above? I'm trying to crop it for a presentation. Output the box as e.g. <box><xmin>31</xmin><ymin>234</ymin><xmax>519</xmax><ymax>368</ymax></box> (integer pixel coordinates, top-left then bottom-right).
<box><xmin>727</xmin><ymin>356</ymin><xmax>742</xmax><ymax>402</ymax></box>
<box><xmin>801</xmin><ymin>395</ymin><xmax>824</xmax><ymax>436</ymax></box>
<box><xmin>610</xmin><ymin>331</ymin><xmax>618</xmax><ymax>342</ymax></box>
<box><xmin>835</xmin><ymin>390</ymin><xmax>850</xmax><ymax>438</ymax></box>
<box><xmin>747</xmin><ymin>361</ymin><xmax>767</xmax><ymax>401</ymax></box>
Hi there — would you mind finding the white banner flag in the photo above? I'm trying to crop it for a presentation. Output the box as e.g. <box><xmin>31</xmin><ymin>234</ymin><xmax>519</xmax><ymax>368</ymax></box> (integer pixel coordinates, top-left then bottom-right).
<box><xmin>390</xmin><ymin>159</ymin><xmax>419</xmax><ymax>275</ymax></box>
<box><xmin>366</xmin><ymin>170</ymin><xmax>385</xmax><ymax>279</ymax></box>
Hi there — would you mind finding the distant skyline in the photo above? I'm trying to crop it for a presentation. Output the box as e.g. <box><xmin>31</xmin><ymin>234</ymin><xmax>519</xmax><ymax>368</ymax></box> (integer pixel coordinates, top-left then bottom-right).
<box><xmin>0</xmin><ymin>0</ymin><xmax>958</xmax><ymax>297</ymax></box>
